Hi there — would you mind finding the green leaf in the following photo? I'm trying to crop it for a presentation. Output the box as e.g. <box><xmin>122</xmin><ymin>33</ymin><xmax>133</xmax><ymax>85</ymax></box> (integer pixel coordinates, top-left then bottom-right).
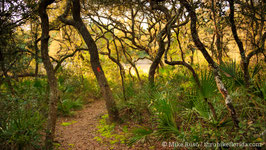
<box><xmin>61</xmin><ymin>121</ymin><xmax>77</xmax><ymax>126</ymax></box>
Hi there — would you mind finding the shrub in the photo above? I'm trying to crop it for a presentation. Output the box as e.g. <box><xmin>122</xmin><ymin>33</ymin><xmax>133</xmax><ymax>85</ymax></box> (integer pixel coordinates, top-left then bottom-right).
<box><xmin>57</xmin><ymin>98</ymin><xmax>83</xmax><ymax>116</ymax></box>
<box><xmin>0</xmin><ymin>95</ymin><xmax>45</xmax><ymax>149</ymax></box>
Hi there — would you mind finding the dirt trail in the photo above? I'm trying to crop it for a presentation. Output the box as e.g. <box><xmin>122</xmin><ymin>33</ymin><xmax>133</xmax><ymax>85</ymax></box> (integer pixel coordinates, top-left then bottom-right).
<box><xmin>55</xmin><ymin>100</ymin><xmax>111</xmax><ymax>150</ymax></box>
<box><xmin>55</xmin><ymin>100</ymin><xmax>155</xmax><ymax>150</ymax></box>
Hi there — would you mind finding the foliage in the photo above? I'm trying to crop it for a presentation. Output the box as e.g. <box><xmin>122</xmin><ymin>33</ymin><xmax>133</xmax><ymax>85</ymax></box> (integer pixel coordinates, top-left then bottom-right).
<box><xmin>125</xmin><ymin>67</ymin><xmax>265</xmax><ymax>149</ymax></box>
<box><xmin>57</xmin><ymin>98</ymin><xmax>83</xmax><ymax>116</ymax></box>
<box><xmin>57</xmin><ymin>73</ymin><xmax>101</xmax><ymax>116</ymax></box>
<box><xmin>198</xmin><ymin>70</ymin><xmax>217</xmax><ymax>99</ymax></box>
<box><xmin>128</xmin><ymin>126</ymin><xmax>153</xmax><ymax>146</ymax></box>
<box><xmin>153</xmin><ymin>96</ymin><xmax>180</xmax><ymax>140</ymax></box>
<box><xmin>220</xmin><ymin>61</ymin><xmax>245</xmax><ymax>87</ymax></box>
<box><xmin>94</xmin><ymin>114</ymin><xmax>128</xmax><ymax>148</ymax></box>
<box><xmin>0</xmin><ymin>108</ymin><xmax>44</xmax><ymax>149</ymax></box>
<box><xmin>61</xmin><ymin>121</ymin><xmax>77</xmax><ymax>126</ymax></box>
<box><xmin>115</xmin><ymin>81</ymin><xmax>152</xmax><ymax>122</ymax></box>
<box><xmin>0</xmin><ymin>0</ymin><xmax>265</xmax><ymax>149</ymax></box>
<box><xmin>0</xmin><ymin>87</ymin><xmax>46</xmax><ymax>149</ymax></box>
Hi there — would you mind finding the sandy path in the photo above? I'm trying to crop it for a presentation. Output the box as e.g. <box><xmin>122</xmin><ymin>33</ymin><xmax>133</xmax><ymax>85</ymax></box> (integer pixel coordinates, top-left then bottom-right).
<box><xmin>55</xmin><ymin>100</ymin><xmax>110</xmax><ymax>150</ymax></box>
<box><xmin>54</xmin><ymin>99</ymin><xmax>156</xmax><ymax>150</ymax></box>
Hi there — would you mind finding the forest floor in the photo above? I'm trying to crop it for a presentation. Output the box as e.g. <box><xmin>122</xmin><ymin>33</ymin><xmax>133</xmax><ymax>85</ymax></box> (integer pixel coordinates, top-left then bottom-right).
<box><xmin>54</xmin><ymin>99</ymin><xmax>154</xmax><ymax>150</ymax></box>
<box><xmin>55</xmin><ymin>99</ymin><xmax>107</xmax><ymax>149</ymax></box>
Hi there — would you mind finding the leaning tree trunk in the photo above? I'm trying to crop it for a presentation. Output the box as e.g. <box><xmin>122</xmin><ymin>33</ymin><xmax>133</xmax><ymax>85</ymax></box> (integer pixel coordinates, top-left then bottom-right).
<box><xmin>180</xmin><ymin>0</ymin><xmax>239</xmax><ymax>128</ymax></box>
<box><xmin>148</xmin><ymin>2</ymin><xmax>170</xmax><ymax>85</ymax></box>
<box><xmin>228</xmin><ymin>0</ymin><xmax>250</xmax><ymax>88</ymax></box>
<box><xmin>148</xmin><ymin>40</ymin><xmax>166</xmax><ymax>85</ymax></box>
<box><xmin>38</xmin><ymin>0</ymin><xmax>59</xmax><ymax>149</ymax></box>
<box><xmin>59</xmin><ymin>0</ymin><xmax>119</xmax><ymax>122</ymax></box>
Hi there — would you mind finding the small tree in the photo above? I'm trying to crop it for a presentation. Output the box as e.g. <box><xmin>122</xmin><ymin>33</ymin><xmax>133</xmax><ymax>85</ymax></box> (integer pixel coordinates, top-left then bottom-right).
<box><xmin>59</xmin><ymin>0</ymin><xmax>120</xmax><ymax>122</ymax></box>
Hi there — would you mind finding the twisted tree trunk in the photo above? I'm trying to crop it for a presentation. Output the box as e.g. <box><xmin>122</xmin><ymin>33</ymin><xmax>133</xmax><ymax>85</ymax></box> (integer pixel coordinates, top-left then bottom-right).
<box><xmin>148</xmin><ymin>1</ymin><xmax>170</xmax><ymax>85</ymax></box>
<box><xmin>38</xmin><ymin>0</ymin><xmax>59</xmax><ymax>149</ymax></box>
<box><xmin>228</xmin><ymin>0</ymin><xmax>250</xmax><ymax>88</ymax></box>
<box><xmin>59</xmin><ymin>0</ymin><xmax>119</xmax><ymax>122</ymax></box>
<box><xmin>180</xmin><ymin>0</ymin><xmax>239</xmax><ymax>128</ymax></box>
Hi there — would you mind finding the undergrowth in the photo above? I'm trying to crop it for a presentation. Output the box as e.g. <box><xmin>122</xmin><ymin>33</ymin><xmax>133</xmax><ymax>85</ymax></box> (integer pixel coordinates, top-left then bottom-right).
<box><xmin>0</xmin><ymin>73</ymin><xmax>100</xmax><ymax>149</ymax></box>
<box><xmin>0</xmin><ymin>61</ymin><xmax>264</xmax><ymax>149</ymax></box>
<box><xmin>114</xmin><ymin>64</ymin><xmax>265</xmax><ymax>149</ymax></box>
<box><xmin>93</xmin><ymin>114</ymin><xmax>128</xmax><ymax>149</ymax></box>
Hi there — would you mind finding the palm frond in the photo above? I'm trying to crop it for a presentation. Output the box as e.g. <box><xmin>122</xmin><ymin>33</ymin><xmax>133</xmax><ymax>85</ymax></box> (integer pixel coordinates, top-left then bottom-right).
<box><xmin>127</xmin><ymin>127</ymin><xmax>153</xmax><ymax>146</ymax></box>
<box><xmin>199</xmin><ymin>70</ymin><xmax>217</xmax><ymax>99</ymax></box>
<box><xmin>220</xmin><ymin>61</ymin><xmax>244</xmax><ymax>87</ymax></box>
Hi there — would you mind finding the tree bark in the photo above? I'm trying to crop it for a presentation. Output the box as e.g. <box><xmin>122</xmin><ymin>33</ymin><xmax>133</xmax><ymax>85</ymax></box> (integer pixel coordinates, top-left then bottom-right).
<box><xmin>211</xmin><ymin>0</ymin><xmax>223</xmax><ymax>64</ymax></box>
<box><xmin>228</xmin><ymin>0</ymin><xmax>250</xmax><ymax>88</ymax></box>
<box><xmin>148</xmin><ymin>38</ymin><xmax>166</xmax><ymax>85</ymax></box>
<box><xmin>148</xmin><ymin>2</ymin><xmax>171</xmax><ymax>85</ymax></box>
<box><xmin>38</xmin><ymin>0</ymin><xmax>59</xmax><ymax>149</ymax></box>
<box><xmin>180</xmin><ymin>0</ymin><xmax>239</xmax><ymax>128</ymax></box>
<box><xmin>148</xmin><ymin>6</ymin><xmax>187</xmax><ymax>85</ymax></box>
<box><xmin>100</xmin><ymin>37</ymin><xmax>127</xmax><ymax>101</ymax></box>
<box><xmin>34</xmin><ymin>32</ymin><xmax>40</xmax><ymax>78</ymax></box>
<box><xmin>59</xmin><ymin>0</ymin><xmax>119</xmax><ymax>122</ymax></box>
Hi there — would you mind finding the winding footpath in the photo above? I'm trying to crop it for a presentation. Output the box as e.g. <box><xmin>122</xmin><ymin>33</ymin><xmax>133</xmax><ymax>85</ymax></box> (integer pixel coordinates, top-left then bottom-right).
<box><xmin>54</xmin><ymin>100</ymin><xmax>158</xmax><ymax>150</ymax></box>
<box><xmin>55</xmin><ymin>100</ymin><xmax>110</xmax><ymax>150</ymax></box>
